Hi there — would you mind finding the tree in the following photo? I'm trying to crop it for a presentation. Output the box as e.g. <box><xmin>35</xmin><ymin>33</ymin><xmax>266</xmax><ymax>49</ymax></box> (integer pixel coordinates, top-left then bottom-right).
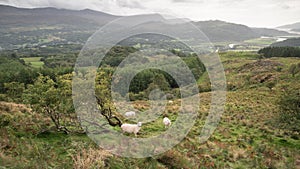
<box><xmin>0</xmin><ymin>54</ymin><xmax>38</xmax><ymax>93</ymax></box>
<box><xmin>23</xmin><ymin>74</ymin><xmax>76</xmax><ymax>133</ymax></box>
<box><xmin>152</xmin><ymin>74</ymin><xmax>170</xmax><ymax>91</ymax></box>
<box><xmin>258</xmin><ymin>46</ymin><xmax>300</xmax><ymax>58</ymax></box>
<box><xmin>95</xmin><ymin>69</ymin><xmax>122</xmax><ymax>127</ymax></box>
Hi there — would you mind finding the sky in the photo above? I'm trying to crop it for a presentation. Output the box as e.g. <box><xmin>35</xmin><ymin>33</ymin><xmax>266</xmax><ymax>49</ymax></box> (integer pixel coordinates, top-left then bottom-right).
<box><xmin>0</xmin><ymin>0</ymin><xmax>300</xmax><ymax>28</ymax></box>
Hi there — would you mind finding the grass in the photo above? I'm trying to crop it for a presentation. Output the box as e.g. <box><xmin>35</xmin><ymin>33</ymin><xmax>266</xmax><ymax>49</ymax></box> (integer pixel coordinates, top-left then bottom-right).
<box><xmin>21</xmin><ymin>57</ymin><xmax>44</xmax><ymax>68</ymax></box>
<box><xmin>1</xmin><ymin>51</ymin><xmax>300</xmax><ymax>168</ymax></box>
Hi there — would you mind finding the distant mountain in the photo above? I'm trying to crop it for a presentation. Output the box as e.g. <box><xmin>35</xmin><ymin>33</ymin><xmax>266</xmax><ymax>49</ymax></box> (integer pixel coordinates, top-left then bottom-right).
<box><xmin>174</xmin><ymin>20</ymin><xmax>295</xmax><ymax>42</ymax></box>
<box><xmin>0</xmin><ymin>5</ymin><xmax>118</xmax><ymax>30</ymax></box>
<box><xmin>292</xmin><ymin>29</ymin><xmax>300</xmax><ymax>32</ymax></box>
<box><xmin>252</xmin><ymin>28</ymin><xmax>295</xmax><ymax>37</ymax></box>
<box><xmin>278</xmin><ymin>22</ymin><xmax>300</xmax><ymax>30</ymax></box>
<box><xmin>193</xmin><ymin>20</ymin><xmax>258</xmax><ymax>42</ymax></box>
<box><xmin>271</xmin><ymin>38</ymin><xmax>300</xmax><ymax>47</ymax></box>
<box><xmin>0</xmin><ymin>5</ymin><xmax>296</xmax><ymax>50</ymax></box>
<box><xmin>0</xmin><ymin>5</ymin><xmax>121</xmax><ymax>49</ymax></box>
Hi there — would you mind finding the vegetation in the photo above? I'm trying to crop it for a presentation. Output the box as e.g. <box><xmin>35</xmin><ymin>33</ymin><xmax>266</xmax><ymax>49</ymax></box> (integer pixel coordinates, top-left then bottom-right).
<box><xmin>21</xmin><ymin>57</ymin><xmax>44</xmax><ymax>68</ymax></box>
<box><xmin>1</xmin><ymin>4</ymin><xmax>300</xmax><ymax>168</ymax></box>
<box><xmin>0</xmin><ymin>44</ymin><xmax>300</xmax><ymax>168</ymax></box>
<box><xmin>289</xmin><ymin>63</ymin><xmax>300</xmax><ymax>77</ymax></box>
<box><xmin>277</xmin><ymin>89</ymin><xmax>300</xmax><ymax>132</ymax></box>
<box><xmin>22</xmin><ymin>74</ymin><xmax>79</xmax><ymax>134</ymax></box>
<box><xmin>0</xmin><ymin>54</ymin><xmax>38</xmax><ymax>95</ymax></box>
<box><xmin>258</xmin><ymin>46</ymin><xmax>300</xmax><ymax>58</ymax></box>
<box><xmin>271</xmin><ymin>38</ymin><xmax>300</xmax><ymax>47</ymax></box>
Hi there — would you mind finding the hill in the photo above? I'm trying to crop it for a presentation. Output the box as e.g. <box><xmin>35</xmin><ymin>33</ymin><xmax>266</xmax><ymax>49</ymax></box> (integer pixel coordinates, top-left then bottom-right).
<box><xmin>193</xmin><ymin>20</ymin><xmax>259</xmax><ymax>42</ymax></box>
<box><xmin>0</xmin><ymin>5</ymin><xmax>118</xmax><ymax>29</ymax></box>
<box><xmin>1</xmin><ymin>52</ymin><xmax>299</xmax><ymax>168</ymax></box>
<box><xmin>292</xmin><ymin>28</ymin><xmax>300</xmax><ymax>32</ymax></box>
<box><xmin>252</xmin><ymin>28</ymin><xmax>295</xmax><ymax>37</ymax></box>
<box><xmin>195</xmin><ymin>21</ymin><xmax>297</xmax><ymax>42</ymax></box>
<box><xmin>0</xmin><ymin>5</ymin><xmax>120</xmax><ymax>50</ymax></box>
<box><xmin>271</xmin><ymin>38</ymin><xmax>300</xmax><ymax>47</ymax></box>
<box><xmin>278</xmin><ymin>22</ymin><xmax>300</xmax><ymax>30</ymax></box>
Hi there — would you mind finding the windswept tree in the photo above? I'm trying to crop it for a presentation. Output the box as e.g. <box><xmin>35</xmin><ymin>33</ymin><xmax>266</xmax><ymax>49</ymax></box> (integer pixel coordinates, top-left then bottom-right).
<box><xmin>95</xmin><ymin>68</ymin><xmax>122</xmax><ymax>127</ymax></box>
<box><xmin>23</xmin><ymin>74</ymin><xmax>78</xmax><ymax>133</ymax></box>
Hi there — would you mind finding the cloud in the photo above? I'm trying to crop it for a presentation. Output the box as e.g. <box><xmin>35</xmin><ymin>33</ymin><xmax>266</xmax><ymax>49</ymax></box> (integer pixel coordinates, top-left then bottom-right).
<box><xmin>0</xmin><ymin>0</ymin><xmax>299</xmax><ymax>27</ymax></box>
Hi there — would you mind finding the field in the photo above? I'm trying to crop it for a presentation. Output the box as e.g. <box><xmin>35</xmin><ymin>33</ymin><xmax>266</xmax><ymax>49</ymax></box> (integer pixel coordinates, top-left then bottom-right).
<box><xmin>21</xmin><ymin>57</ymin><xmax>44</xmax><ymax>68</ymax></box>
<box><xmin>1</xmin><ymin>52</ymin><xmax>300</xmax><ymax>168</ymax></box>
<box><xmin>244</xmin><ymin>38</ymin><xmax>278</xmax><ymax>45</ymax></box>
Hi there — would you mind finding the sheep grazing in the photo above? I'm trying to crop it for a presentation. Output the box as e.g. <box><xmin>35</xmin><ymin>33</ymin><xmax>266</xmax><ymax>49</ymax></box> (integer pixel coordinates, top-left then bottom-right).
<box><xmin>124</xmin><ymin>111</ymin><xmax>136</xmax><ymax>118</ymax></box>
<box><xmin>163</xmin><ymin>117</ymin><xmax>171</xmax><ymax>128</ymax></box>
<box><xmin>121</xmin><ymin>122</ymin><xmax>142</xmax><ymax>137</ymax></box>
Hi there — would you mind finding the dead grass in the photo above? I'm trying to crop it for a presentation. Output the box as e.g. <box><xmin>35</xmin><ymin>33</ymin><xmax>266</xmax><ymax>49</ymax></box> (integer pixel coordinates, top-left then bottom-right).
<box><xmin>0</xmin><ymin>102</ymin><xmax>44</xmax><ymax>134</ymax></box>
<box><xmin>72</xmin><ymin>147</ymin><xmax>112</xmax><ymax>169</ymax></box>
<box><xmin>0</xmin><ymin>101</ymin><xmax>32</xmax><ymax>113</ymax></box>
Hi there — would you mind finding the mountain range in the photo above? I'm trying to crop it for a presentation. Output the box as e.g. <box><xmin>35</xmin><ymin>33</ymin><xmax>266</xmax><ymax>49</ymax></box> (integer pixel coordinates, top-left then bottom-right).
<box><xmin>0</xmin><ymin>5</ymin><xmax>298</xmax><ymax>50</ymax></box>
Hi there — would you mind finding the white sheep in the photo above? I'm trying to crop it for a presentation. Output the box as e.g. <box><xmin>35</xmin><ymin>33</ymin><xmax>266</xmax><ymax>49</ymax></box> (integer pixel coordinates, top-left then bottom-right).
<box><xmin>121</xmin><ymin>122</ymin><xmax>142</xmax><ymax>137</ymax></box>
<box><xmin>124</xmin><ymin>111</ymin><xmax>136</xmax><ymax>118</ymax></box>
<box><xmin>163</xmin><ymin>117</ymin><xmax>171</xmax><ymax>128</ymax></box>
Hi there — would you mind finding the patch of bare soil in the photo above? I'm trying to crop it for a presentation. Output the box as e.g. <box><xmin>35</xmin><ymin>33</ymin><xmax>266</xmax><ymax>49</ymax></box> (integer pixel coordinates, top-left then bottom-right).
<box><xmin>239</xmin><ymin>59</ymin><xmax>283</xmax><ymax>73</ymax></box>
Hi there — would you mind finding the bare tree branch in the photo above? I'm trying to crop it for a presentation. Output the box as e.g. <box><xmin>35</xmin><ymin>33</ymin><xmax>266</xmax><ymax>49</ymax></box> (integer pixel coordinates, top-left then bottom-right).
<box><xmin>94</xmin><ymin>95</ymin><xmax>122</xmax><ymax>127</ymax></box>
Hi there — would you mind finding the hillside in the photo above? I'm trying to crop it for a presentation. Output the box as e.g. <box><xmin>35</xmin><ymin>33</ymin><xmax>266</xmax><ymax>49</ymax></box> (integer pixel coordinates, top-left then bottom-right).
<box><xmin>194</xmin><ymin>20</ymin><xmax>259</xmax><ymax>42</ymax></box>
<box><xmin>271</xmin><ymin>38</ymin><xmax>300</xmax><ymax>47</ymax></box>
<box><xmin>252</xmin><ymin>28</ymin><xmax>295</xmax><ymax>37</ymax></box>
<box><xmin>0</xmin><ymin>5</ymin><xmax>118</xmax><ymax>29</ymax></box>
<box><xmin>0</xmin><ymin>5</ymin><xmax>119</xmax><ymax>50</ymax></box>
<box><xmin>278</xmin><ymin>22</ymin><xmax>300</xmax><ymax>30</ymax></box>
<box><xmin>0</xmin><ymin>51</ymin><xmax>299</xmax><ymax>168</ymax></box>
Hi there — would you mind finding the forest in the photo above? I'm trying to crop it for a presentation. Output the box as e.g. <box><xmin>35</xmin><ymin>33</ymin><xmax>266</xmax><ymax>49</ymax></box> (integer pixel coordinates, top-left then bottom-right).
<box><xmin>259</xmin><ymin>46</ymin><xmax>300</xmax><ymax>58</ymax></box>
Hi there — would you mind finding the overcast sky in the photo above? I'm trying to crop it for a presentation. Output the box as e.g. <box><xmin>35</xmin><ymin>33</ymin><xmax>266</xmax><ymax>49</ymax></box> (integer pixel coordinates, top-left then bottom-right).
<box><xmin>0</xmin><ymin>0</ymin><xmax>300</xmax><ymax>28</ymax></box>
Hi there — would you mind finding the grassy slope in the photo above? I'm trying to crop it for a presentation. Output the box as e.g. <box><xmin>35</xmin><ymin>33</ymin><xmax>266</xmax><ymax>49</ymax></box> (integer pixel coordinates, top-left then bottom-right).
<box><xmin>1</xmin><ymin>52</ymin><xmax>300</xmax><ymax>168</ymax></box>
